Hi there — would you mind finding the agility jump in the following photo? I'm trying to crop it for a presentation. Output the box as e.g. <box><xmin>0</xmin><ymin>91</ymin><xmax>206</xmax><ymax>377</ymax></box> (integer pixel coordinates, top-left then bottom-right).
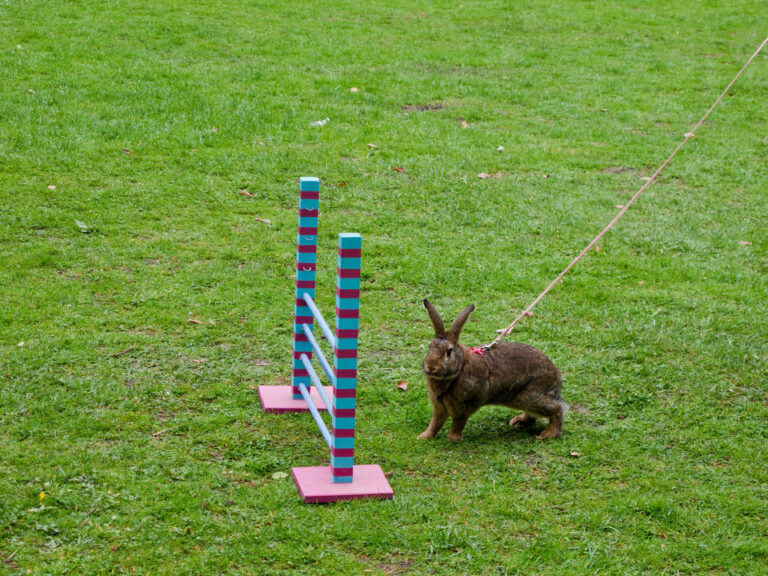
<box><xmin>258</xmin><ymin>177</ymin><xmax>393</xmax><ymax>503</ymax></box>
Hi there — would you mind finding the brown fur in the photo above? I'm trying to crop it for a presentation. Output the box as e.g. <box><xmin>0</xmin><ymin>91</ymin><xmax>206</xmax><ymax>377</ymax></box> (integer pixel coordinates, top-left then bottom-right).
<box><xmin>419</xmin><ymin>300</ymin><xmax>565</xmax><ymax>442</ymax></box>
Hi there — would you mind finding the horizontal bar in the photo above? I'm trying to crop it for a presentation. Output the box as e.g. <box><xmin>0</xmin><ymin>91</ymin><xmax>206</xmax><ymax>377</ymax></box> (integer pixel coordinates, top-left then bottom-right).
<box><xmin>297</xmin><ymin>382</ymin><xmax>332</xmax><ymax>449</ymax></box>
<box><xmin>301</xmin><ymin>292</ymin><xmax>336</xmax><ymax>348</ymax></box>
<box><xmin>301</xmin><ymin>325</ymin><xmax>336</xmax><ymax>386</ymax></box>
<box><xmin>299</xmin><ymin>353</ymin><xmax>333</xmax><ymax>412</ymax></box>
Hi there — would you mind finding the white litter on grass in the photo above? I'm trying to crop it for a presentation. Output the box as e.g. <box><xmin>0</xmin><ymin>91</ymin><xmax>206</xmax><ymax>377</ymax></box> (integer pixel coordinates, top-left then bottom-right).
<box><xmin>310</xmin><ymin>117</ymin><xmax>330</xmax><ymax>127</ymax></box>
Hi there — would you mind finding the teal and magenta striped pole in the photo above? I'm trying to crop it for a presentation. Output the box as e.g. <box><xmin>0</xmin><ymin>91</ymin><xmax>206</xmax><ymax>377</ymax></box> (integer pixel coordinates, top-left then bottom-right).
<box><xmin>292</xmin><ymin>177</ymin><xmax>319</xmax><ymax>399</ymax></box>
<box><xmin>331</xmin><ymin>233</ymin><xmax>361</xmax><ymax>483</ymax></box>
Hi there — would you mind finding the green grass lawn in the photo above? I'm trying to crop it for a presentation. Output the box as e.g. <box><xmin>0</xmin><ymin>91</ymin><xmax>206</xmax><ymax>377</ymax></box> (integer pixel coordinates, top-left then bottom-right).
<box><xmin>1</xmin><ymin>1</ymin><xmax>767</xmax><ymax>574</ymax></box>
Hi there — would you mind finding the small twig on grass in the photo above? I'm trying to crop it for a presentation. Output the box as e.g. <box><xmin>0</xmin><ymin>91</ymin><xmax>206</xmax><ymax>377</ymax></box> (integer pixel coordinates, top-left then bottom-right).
<box><xmin>151</xmin><ymin>428</ymin><xmax>169</xmax><ymax>438</ymax></box>
<box><xmin>5</xmin><ymin>548</ymin><xmax>20</xmax><ymax>562</ymax></box>
<box><xmin>109</xmin><ymin>346</ymin><xmax>136</xmax><ymax>358</ymax></box>
<box><xmin>80</xmin><ymin>505</ymin><xmax>100</xmax><ymax>526</ymax></box>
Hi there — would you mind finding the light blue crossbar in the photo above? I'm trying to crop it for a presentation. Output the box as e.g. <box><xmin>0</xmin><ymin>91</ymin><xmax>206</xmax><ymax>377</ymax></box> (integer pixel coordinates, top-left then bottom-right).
<box><xmin>301</xmin><ymin>324</ymin><xmax>336</xmax><ymax>388</ymax></box>
<box><xmin>297</xmin><ymin>382</ymin><xmax>332</xmax><ymax>449</ymax></box>
<box><xmin>298</xmin><ymin>353</ymin><xmax>333</xmax><ymax>412</ymax></box>
<box><xmin>301</xmin><ymin>292</ymin><xmax>336</xmax><ymax>349</ymax></box>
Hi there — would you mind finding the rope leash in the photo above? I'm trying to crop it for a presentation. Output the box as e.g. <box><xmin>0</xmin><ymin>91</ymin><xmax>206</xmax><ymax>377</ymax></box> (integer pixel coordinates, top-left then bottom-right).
<box><xmin>482</xmin><ymin>35</ymin><xmax>768</xmax><ymax>352</ymax></box>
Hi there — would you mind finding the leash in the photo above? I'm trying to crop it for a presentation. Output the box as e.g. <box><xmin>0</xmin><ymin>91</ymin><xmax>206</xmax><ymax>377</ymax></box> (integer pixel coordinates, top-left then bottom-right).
<box><xmin>482</xmin><ymin>36</ymin><xmax>768</xmax><ymax>352</ymax></box>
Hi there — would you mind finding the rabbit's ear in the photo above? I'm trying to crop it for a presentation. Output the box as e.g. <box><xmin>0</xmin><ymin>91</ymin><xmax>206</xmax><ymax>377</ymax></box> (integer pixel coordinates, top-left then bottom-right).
<box><xmin>448</xmin><ymin>304</ymin><xmax>475</xmax><ymax>342</ymax></box>
<box><xmin>423</xmin><ymin>299</ymin><xmax>446</xmax><ymax>337</ymax></box>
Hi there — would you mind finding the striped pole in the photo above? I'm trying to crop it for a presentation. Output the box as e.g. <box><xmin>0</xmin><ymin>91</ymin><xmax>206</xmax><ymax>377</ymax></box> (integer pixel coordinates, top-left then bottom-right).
<box><xmin>292</xmin><ymin>177</ymin><xmax>319</xmax><ymax>399</ymax></box>
<box><xmin>331</xmin><ymin>233</ymin><xmax>361</xmax><ymax>483</ymax></box>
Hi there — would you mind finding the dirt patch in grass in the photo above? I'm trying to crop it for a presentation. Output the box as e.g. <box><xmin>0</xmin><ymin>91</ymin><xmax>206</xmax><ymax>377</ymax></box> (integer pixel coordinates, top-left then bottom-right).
<box><xmin>378</xmin><ymin>558</ymin><xmax>414</xmax><ymax>575</ymax></box>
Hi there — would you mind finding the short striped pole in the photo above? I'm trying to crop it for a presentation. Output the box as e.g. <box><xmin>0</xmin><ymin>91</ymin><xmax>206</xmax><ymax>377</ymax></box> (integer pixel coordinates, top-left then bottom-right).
<box><xmin>292</xmin><ymin>177</ymin><xmax>319</xmax><ymax>399</ymax></box>
<box><xmin>331</xmin><ymin>233</ymin><xmax>361</xmax><ymax>483</ymax></box>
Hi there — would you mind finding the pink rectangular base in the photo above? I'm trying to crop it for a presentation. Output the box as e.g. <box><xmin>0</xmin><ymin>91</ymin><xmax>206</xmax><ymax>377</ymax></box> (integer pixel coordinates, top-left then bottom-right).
<box><xmin>292</xmin><ymin>465</ymin><xmax>394</xmax><ymax>503</ymax></box>
<box><xmin>258</xmin><ymin>385</ymin><xmax>332</xmax><ymax>414</ymax></box>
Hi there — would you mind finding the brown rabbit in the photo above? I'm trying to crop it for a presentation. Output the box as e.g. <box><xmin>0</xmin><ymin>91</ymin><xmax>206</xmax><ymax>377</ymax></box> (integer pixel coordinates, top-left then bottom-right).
<box><xmin>419</xmin><ymin>300</ymin><xmax>565</xmax><ymax>441</ymax></box>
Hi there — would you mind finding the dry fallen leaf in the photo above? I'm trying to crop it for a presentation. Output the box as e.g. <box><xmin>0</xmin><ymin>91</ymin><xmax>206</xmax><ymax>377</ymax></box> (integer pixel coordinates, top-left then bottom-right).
<box><xmin>497</xmin><ymin>146</ymin><xmax>504</xmax><ymax>151</ymax></box>
<box><xmin>397</xmin><ymin>381</ymin><xmax>408</xmax><ymax>391</ymax></box>
<box><xmin>350</xmin><ymin>87</ymin><xmax>359</xmax><ymax>93</ymax></box>
<box><xmin>739</xmin><ymin>240</ymin><xmax>752</xmax><ymax>246</ymax></box>
<box><xmin>254</xmin><ymin>217</ymin><xmax>271</xmax><ymax>224</ymax></box>
<box><xmin>569</xmin><ymin>451</ymin><xmax>581</xmax><ymax>458</ymax></box>
<box><xmin>616</xmin><ymin>204</ymin><xmax>625</xmax><ymax>209</ymax></box>
<box><xmin>48</xmin><ymin>185</ymin><xmax>56</xmax><ymax>190</ymax></box>
<box><xmin>460</xmin><ymin>120</ymin><xmax>469</xmax><ymax>129</ymax></box>
<box><xmin>188</xmin><ymin>317</ymin><xmax>204</xmax><ymax>325</ymax></box>
<box><xmin>367</xmin><ymin>143</ymin><xmax>378</xmax><ymax>149</ymax></box>
<box><xmin>393</xmin><ymin>166</ymin><xmax>406</xmax><ymax>173</ymax></box>
<box><xmin>239</xmin><ymin>189</ymin><xmax>256</xmax><ymax>197</ymax></box>
<box><xmin>122</xmin><ymin>149</ymin><xmax>132</xmax><ymax>155</ymax></box>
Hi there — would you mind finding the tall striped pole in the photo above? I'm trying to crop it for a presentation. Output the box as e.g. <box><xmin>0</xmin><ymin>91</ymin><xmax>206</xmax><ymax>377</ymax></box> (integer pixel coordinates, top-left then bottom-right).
<box><xmin>331</xmin><ymin>233</ymin><xmax>361</xmax><ymax>483</ymax></box>
<box><xmin>292</xmin><ymin>177</ymin><xmax>319</xmax><ymax>399</ymax></box>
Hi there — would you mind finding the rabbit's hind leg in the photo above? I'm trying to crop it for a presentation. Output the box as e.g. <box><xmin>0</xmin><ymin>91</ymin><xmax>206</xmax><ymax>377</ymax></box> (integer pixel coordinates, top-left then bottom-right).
<box><xmin>512</xmin><ymin>388</ymin><xmax>564</xmax><ymax>440</ymax></box>
<box><xmin>536</xmin><ymin>400</ymin><xmax>565</xmax><ymax>440</ymax></box>
<box><xmin>509</xmin><ymin>413</ymin><xmax>537</xmax><ymax>428</ymax></box>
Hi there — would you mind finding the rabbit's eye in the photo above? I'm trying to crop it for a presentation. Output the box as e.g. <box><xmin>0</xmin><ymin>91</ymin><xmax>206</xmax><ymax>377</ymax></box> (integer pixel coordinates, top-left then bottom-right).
<box><xmin>446</xmin><ymin>347</ymin><xmax>453</xmax><ymax>357</ymax></box>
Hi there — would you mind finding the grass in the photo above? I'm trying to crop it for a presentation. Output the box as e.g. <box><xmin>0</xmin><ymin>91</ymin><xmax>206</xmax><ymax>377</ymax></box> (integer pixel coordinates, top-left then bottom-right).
<box><xmin>1</xmin><ymin>0</ymin><xmax>767</xmax><ymax>574</ymax></box>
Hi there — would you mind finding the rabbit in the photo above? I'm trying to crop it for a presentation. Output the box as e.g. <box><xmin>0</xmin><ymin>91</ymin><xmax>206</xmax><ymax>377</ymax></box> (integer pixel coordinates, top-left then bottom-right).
<box><xmin>419</xmin><ymin>299</ymin><xmax>566</xmax><ymax>442</ymax></box>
